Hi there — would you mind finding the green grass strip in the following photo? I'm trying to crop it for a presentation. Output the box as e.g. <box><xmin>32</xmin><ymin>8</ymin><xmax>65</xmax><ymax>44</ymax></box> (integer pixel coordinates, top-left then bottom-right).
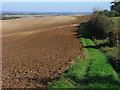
<box><xmin>85</xmin><ymin>38</ymin><xmax>94</xmax><ymax>46</ymax></box>
<box><xmin>82</xmin><ymin>38</ymin><xmax>120</xmax><ymax>88</ymax></box>
<box><xmin>80</xmin><ymin>37</ymin><xmax>86</xmax><ymax>46</ymax></box>
<box><xmin>50</xmin><ymin>48</ymin><xmax>91</xmax><ymax>88</ymax></box>
<box><xmin>50</xmin><ymin>36</ymin><xmax>120</xmax><ymax>88</ymax></box>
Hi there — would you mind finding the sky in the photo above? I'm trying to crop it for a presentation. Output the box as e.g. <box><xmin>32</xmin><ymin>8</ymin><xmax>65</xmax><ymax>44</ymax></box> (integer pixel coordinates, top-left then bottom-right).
<box><xmin>2</xmin><ymin>0</ymin><xmax>113</xmax><ymax>2</ymax></box>
<box><xmin>2</xmin><ymin>2</ymin><xmax>112</xmax><ymax>12</ymax></box>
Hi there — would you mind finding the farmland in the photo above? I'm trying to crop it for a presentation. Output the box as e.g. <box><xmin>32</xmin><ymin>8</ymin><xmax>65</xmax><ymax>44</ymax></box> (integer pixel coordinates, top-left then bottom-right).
<box><xmin>2</xmin><ymin>15</ymin><xmax>90</xmax><ymax>88</ymax></box>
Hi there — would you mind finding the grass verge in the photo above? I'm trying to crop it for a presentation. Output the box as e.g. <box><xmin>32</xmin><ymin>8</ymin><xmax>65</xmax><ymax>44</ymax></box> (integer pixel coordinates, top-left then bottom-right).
<box><xmin>50</xmin><ymin>17</ymin><xmax>120</xmax><ymax>88</ymax></box>
<box><xmin>50</xmin><ymin>37</ymin><xmax>120</xmax><ymax>88</ymax></box>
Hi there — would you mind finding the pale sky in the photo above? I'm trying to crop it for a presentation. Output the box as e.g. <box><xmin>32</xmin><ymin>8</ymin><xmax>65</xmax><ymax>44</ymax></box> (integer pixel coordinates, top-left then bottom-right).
<box><xmin>2</xmin><ymin>2</ymin><xmax>111</xmax><ymax>12</ymax></box>
<box><xmin>2</xmin><ymin>0</ymin><xmax>113</xmax><ymax>12</ymax></box>
<box><xmin>2</xmin><ymin>0</ymin><xmax>113</xmax><ymax>2</ymax></box>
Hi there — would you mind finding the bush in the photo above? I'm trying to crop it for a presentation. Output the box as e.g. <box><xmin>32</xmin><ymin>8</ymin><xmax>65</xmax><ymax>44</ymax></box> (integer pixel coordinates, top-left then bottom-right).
<box><xmin>109</xmin><ymin>11</ymin><xmax>119</xmax><ymax>17</ymax></box>
<box><xmin>102</xmin><ymin>10</ymin><xmax>110</xmax><ymax>17</ymax></box>
<box><xmin>89</xmin><ymin>13</ymin><xmax>115</xmax><ymax>39</ymax></box>
<box><xmin>108</xmin><ymin>30</ymin><xmax>120</xmax><ymax>47</ymax></box>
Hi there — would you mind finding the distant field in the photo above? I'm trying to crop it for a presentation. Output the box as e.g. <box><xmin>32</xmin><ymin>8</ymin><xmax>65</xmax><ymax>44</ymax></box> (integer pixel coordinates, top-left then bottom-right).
<box><xmin>1</xmin><ymin>15</ymin><xmax>49</xmax><ymax>20</ymax></box>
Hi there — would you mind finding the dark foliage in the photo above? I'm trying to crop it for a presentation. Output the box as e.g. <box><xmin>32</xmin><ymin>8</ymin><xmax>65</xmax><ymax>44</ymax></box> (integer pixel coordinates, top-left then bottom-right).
<box><xmin>107</xmin><ymin>56</ymin><xmax>120</xmax><ymax>73</ymax></box>
<box><xmin>108</xmin><ymin>30</ymin><xmax>120</xmax><ymax>47</ymax></box>
<box><xmin>89</xmin><ymin>13</ymin><xmax>115</xmax><ymax>39</ymax></box>
<box><xmin>111</xmin><ymin>1</ymin><xmax>120</xmax><ymax>16</ymax></box>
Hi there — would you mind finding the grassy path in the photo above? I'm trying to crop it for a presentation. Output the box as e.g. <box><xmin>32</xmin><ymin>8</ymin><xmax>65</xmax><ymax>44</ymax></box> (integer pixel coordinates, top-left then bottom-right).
<box><xmin>50</xmin><ymin>17</ymin><xmax>120</xmax><ymax>88</ymax></box>
<box><xmin>50</xmin><ymin>38</ymin><xmax>120</xmax><ymax>88</ymax></box>
<box><xmin>81</xmin><ymin>38</ymin><xmax>119</xmax><ymax>88</ymax></box>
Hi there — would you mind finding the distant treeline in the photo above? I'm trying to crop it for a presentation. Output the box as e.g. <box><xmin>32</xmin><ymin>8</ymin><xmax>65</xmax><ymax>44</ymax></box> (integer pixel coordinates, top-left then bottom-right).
<box><xmin>1</xmin><ymin>17</ymin><xmax>21</xmax><ymax>20</ymax></box>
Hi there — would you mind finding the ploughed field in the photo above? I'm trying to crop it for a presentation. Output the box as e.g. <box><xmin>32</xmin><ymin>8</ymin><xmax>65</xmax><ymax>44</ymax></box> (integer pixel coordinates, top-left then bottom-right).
<box><xmin>2</xmin><ymin>15</ymin><xmax>90</xmax><ymax>88</ymax></box>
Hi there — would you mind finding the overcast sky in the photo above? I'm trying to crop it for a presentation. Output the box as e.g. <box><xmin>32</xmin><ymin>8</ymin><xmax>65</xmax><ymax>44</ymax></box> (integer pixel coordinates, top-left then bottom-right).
<box><xmin>2</xmin><ymin>1</ymin><xmax>112</xmax><ymax>12</ymax></box>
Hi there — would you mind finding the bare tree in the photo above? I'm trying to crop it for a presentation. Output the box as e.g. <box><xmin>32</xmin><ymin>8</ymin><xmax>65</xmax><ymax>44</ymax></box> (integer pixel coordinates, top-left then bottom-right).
<box><xmin>93</xmin><ymin>7</ymin><xmax>101</xmax><ymax>13</ymax></box>
<box><xmin>112</xmin><ymin>0</ymin><xmax>120</xmax><ymax>2</ymax></box>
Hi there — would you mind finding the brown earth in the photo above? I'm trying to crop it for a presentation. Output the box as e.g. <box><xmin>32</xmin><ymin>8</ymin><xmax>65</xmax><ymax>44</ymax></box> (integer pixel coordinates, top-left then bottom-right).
<box><xmin>2</xmin><ymin>15</ymin><xmax>90</xmax><ymax>88</ymax></box>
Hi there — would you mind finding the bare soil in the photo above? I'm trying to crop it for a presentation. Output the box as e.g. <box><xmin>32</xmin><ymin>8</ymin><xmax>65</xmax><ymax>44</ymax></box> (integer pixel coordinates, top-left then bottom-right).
<box><xmin>2</xmin><ymin>15</ymin><xmax>90</xmax><ymax>88</ymax></box>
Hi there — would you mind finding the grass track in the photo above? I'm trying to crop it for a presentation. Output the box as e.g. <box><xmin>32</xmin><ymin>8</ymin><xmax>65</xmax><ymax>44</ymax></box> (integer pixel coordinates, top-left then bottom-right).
<box><xmin>50</xmin><ymin>18</ymin><xmax>120</xmax><ymax>88</ymax></box>
<box><xmin>50</xmin><ymin>37</ymin><xmax>120</xmax><ymax>88</ymax></box>
<box><xmin>80</xmin><ymin>38</ymin><xmax>119</xmax><ymax>88</ymax></box>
